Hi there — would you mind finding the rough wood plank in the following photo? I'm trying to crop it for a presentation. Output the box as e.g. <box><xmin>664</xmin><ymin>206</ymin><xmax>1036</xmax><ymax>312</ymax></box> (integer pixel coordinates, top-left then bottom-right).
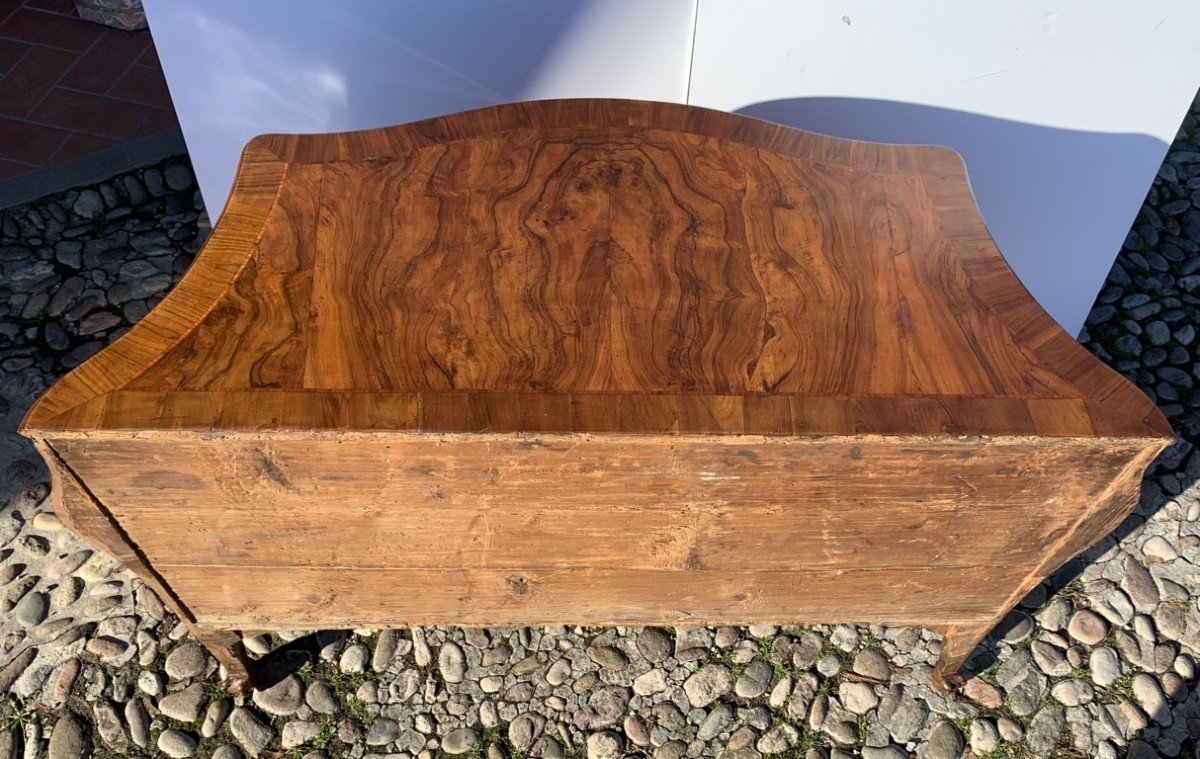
<box><xmin>158</xmin><ymin>565</ymin><xmax>1006</xmax><ymax>630</ymax></box>
<box><xmin>52</xmin><ymin>436</ymin><xmax>1143</xmax><ymax>575</ymax></box>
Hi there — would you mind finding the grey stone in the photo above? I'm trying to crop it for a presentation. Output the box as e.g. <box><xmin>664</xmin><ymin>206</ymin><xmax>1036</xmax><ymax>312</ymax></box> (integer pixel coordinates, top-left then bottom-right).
<box><xmin>1024</xmin><ymin>707</ymin><xmax>1066</xmax><ymax>757</ymax></box>
<box><xmin>918</xmin><ymin>720</ymin><xmax>962</xmax><ymax>759</ymax></box>
<box><xmin>633</xmin><ymin>668</ymin><xmax>666</xmax><ymax>695</ymax></box>
<box><xmin>851</xmin><ymin>647</ymin><xmax>890</xmax><ymax>681</ymax></box>
<box><xmin>996</xmin><ymin>647</ymin><xmax>1035</xmax><ymax>688</ymax></box>
<box><xmin>90</xmin><ymin>701</ymin><xmax>123</xmax><ymax>748</ymax></box>
<box><xmin>1174</xmin><ymin>654</ymin><xmax>1194</xmax><ymax>679</ymax></box>
<box><xmin>157</xmin><ymin>730</ymin><xmax>197</xmax><ymax>759</ymax></box>
<box><xmin>481</xmin><ymin>641</ymin><xmax>512</xmax><ymax>666</ymax></box>
<box><xmin>50</xmin><ymin>577</ymin><xmax>83</xmax><ymax>608</ymax></box>
<box><xmin>757</xmin><ymin>723</ymin><xmax>799</xmax><ymax>754</ymax></box>
<box><xmin>1145</xmin><ymin>320</ymin><xmax>1171</xmax><ymax>345</ymax></box>
<box><xmin>0</xmin><ymin>730</ymin><xmax>18</xmax><ymax>759</ymax></box>
<box><xmin>1091</xmin><ymin>646</ymin><xmax>1122</xmax><ymax>687</ymax></box>
<box><xmin>48</xmin><ymin>713</ymin><xmax>89</xmax><ymax>759</ymax></box>
<box><xmin>508</xmin><ymin>713</ymin><xmax>545</xmax><ymax>750</ymax></box>
<box><xmin>164</xmin><ymin>643</ymin><xmax>207</xmax><ymax>680</ymax></box>
<box><xmin>969</xmin><ymin>719</ymin><xmax>999</xmax><ymax>756</ymax></box>
<box><xmin>816</xmin><ymin>653</ymin><xmax>842</xmax><ymax>677</ymax></box>
<box><xmin>281</xmin><ymin>722</ymin><xmax>321</xmax><ymax>749</ymax></box>
<box><xmin>414</xmin><ymin>713</ymin><xmax>437</xmax><ymax>734</ymax></box>
<box><xmin>1154</xmin><ymin>603</ymin><xmax>1186</xmax><ymax>640</ymax></box>
<box><xmin>305</xmin><ymin>681</ymin><xmax>338</xmax><ymax>714</ymax></box>
<box><xmin>637</xmin><ymin>628</ymin><xmax>672</xmax><ymax>661</ymax></box>
<box><xmin>623</xmin><ymin>714</ymin><xmax>650</xmax><ymax>747</ymax></box>
<box><xmin>580</xmin><ymin>686</ymin><xmax>630</xmax><ymax>728</ymax></box>
<box><xmin>1094</xmin><ymin>588</ymin><xmax>1135</xmax><ymax>626</ymax></box>
<box><xmin>338</xmin><ymin>642</ymin><xmax>368</xmax><ymax>673</ymax></box>
<box><xmin>438</xmin><ymin>642</ymin><xmax>466</xmax><ymax>683</ymax></box>
<box><xmin>1067</xmin><ymin>610</ymin><xmax>1107</xmax><ymax>645</ymax></box>
<box><xmin>697</xmin><ymin>703</ymin><xmax>733</xmax><ymax>740</ymax></box>
<box><xmin>996</xmin><ymin>717</ymin><xmax>1023</xmax><ymax>742</ymax></box>
<box><xmin>878</xmin><ymin>685</ymin><xmax>926</xmax><ymax>743</ymax></box>
<box><xmin>532</xmin><ymin>735</ymin><xmax>564</xmax><ymax>759</ymax></box>
<box><xmin>164</xmin><ymin>164</ymin><xmax>194</xmax><ymax>192</ymax></box>
<box><xmin>684</xmin><ymin>664</ymin><xmax>732</xmax><ymax>707</ymax></box>
<box><xmin>587</xmin><ymin>644</ymin><xmax>629</xmax><ymax>671</ymax></box>
<box><xmin>1050</xmin><ymin>679</ymin><xmax>1094</xmax><ymax>706</ymax></box>
<box><xmin>229</xmin><ymin>707</ymin><xmax>276</xmax><ymax>756</ymax></box>
<box><xmin>77</xmin><ymin>311</ymin><xmax>120</xmax><ymax>335</ymax></box>
<box><xmin>124</xmin><ymin>698</ymin><xmax>149</xmax><ymax>747</ymax></box>
<box><xmin>252</xmin><ymin>672</ymin><xmax>304</xmax><ymax>716</ymax></box>
<box><xmin>366</xmin><ymin>718</ymin><xmax>399</xmax><ymax>746</ymax></box>
<box><xmin>14</xmin><ymin>591</ymin><xmax>47</xmax><ymax>627</ymax></box>
<box><xmin>201</xmin><ymin>699</ymin><xmax>232</xmax><ymax>738</ymax></box>
<box><xmin>734</xmin><ymin>660</ymin><xmax>773</xmax><ymax>699</ymax></box>
<box><xmin>996</xmin><ymin>609</ymin><xmax>1035</xmax><ymax>643</ymax></box>
<box><xmin>1143</xmin><ymin>536</ymin><xmax>1178</xmax><ymax>562</ymax></box>
<box><xmin>1006</xmin><ymin>670</ymin><xmax>1047</xmax><ymax>718</ymax></box>
<box><xmin>1123</xmin><ymin>556</ymin><xmax>1161</xmax><ymax>610</ymax></box>
<box><xmin>0</xmin><ymin>563</ymin><xmax>23</xmax><ymax>586</ymax></box>
<box><xmin>839</xmin><ymin>681</ymin><xmax>879</xmax><ymax>714</ymax></box>
<box><xmin>137</xmin><ymin>669</ymin><xmax>164</xmax><ymax>696</ymax></box>
<box><xmin>586</xmin><ymin>731</ymin><xmax>623</xmax><ymax>759</ymax></box>
<box><xmin>159</xmin><ymin>683</ymin><xmax>207</xmax><ymax>722</ymax></box>
<box><xmin>72</xmin><ymin>191</ymin><xmax>103</xmax><ymax>219</ymax></box>
<box><xmin>372</xmin><ymin>629</ymin><xmax>398</xmax><ymax>671</ymax></box>
<box><xmin>1031</xmin><ymin>640</ymin><xmax>1071</xmax><ymax>676</ymax></box>
<box><xmin>441</xmin><ymin>728</ymin><xmax>480</xmax><ymax>755</ymax></box>
<box><xmin>1132</xmin><ymin>673</ymin><xmax>1171</xmax><ymax>725</ymax></box>
<box><xmin>1127</xmin><ymin>740</ymin><xmax>1162</xmax><ymax>759</ymax></box>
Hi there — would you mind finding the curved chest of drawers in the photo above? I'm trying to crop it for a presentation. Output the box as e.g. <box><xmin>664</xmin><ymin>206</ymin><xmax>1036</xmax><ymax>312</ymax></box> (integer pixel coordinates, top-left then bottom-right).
<box><xmin>21</xmin><ymin>99</ymin><xmax>1171</xmax><ymax>693</ymax></box>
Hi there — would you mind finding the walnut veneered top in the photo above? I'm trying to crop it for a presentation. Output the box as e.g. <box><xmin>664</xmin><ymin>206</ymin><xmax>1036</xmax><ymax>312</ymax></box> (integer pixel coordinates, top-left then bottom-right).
<box><xmin>22</xmin><ymin>99</ymin><xmax>1171</xmax><ymax>439</ymax></box>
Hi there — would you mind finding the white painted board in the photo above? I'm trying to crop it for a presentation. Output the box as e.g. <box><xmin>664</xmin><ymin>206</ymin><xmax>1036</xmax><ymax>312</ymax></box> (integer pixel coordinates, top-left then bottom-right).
<box><xmin>688</xmin><ymin>1</ymin><xmax>1200</xmax><ymax>334</ymax></box>
<box><xmin>142</xmin><ymin>0</ymin><xmax>696</xmax><ymax>217</ymax></box>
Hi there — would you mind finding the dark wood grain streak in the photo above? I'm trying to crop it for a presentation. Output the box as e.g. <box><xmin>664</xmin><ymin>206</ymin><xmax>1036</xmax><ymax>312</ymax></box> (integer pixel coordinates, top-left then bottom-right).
<box><xmin>19</xmin><ymin>99</ymin><xmax>1171</xmax><ymax>692</ymax></box>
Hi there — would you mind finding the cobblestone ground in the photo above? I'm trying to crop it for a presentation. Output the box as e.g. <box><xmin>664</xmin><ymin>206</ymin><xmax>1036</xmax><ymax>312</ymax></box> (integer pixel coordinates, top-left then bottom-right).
<box><xmin>1</xmin><ymin>99</ymin><xmax>1199</xmax><ymax>759</ymax></box>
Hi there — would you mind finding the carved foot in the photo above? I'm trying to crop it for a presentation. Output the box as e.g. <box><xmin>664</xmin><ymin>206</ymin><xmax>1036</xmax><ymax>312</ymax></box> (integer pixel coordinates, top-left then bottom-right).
<box><xmin>222</xmin><ymin>672</ymin><xmax>251</xmax><ymax>696</ymax></box>
<box><xmin>931</xmin><ymin>667</ymin><xmax>966</xmax><ymax>695</ymax></box>
<box><xmin>932</xmin><ymin>621</ymin><xmax>993</xmax><ymax>695</ymax></box>
<box><xmin>191</xmin><ymin>626</ymin><xmax>255</xmax><ymax>692</ymax></box>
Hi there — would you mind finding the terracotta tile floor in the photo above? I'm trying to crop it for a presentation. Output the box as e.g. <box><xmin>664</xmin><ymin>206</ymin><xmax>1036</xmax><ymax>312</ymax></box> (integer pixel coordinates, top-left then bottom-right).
<box><xmin>0</xmin><ymin>0</ymin><xmax>178</xmax><ymax>180</ymax></box>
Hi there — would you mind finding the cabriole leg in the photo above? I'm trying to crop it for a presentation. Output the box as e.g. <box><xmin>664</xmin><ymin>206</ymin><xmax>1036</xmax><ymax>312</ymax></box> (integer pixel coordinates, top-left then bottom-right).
<box><xmin>932</xmin><ymin>621</ymin><xmax>994</xmax><ymax>694</ymax></box>
<box><xmin>191</xmin><ymin>626</ymin><xmax>254</xmax><ymax>694</ymax></box>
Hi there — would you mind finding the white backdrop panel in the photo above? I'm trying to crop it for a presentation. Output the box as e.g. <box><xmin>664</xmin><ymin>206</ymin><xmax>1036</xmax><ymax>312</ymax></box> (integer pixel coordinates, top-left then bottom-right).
<box><xmin>689</xmin><ymin>0</ymin><xmax>1200</xmax><ymax>334</ymax></box>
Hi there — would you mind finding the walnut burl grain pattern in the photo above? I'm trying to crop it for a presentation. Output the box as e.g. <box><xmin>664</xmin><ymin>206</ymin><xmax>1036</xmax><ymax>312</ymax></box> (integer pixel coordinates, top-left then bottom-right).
<box><xmin>20</xmin><ymin>99</ymin><xmax>1171</xmax><ymax>694</ymax></box>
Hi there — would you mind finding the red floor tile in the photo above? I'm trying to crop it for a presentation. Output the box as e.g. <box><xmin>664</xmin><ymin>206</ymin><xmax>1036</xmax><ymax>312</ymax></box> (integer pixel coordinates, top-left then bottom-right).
<box><xmin>28</xmin><ymin>86</ymin><xmax>150</xmax><ymax>138</ymax></box>
<box><xmin>109</xmin><ymin>62</ymin><xmax>172</xmax><ymax>108</ymax></box>
<box><xmin>0</xmin><ymin>114</ymin><xmax>68</xmax><ymax>163</ymax></box>
<box><xmin>0</xmin><ymin>157</ymin><xmax>35</xmax><ymax>179</ymax></box>
<box><xmin>129</xmin><ymin>105</ymin><xmax>177</xmax><ymax>138</ymax></box>
<box><xmin>58</xmin><ymin>27</ymin><xmax>146</xmax><ymax>93</ymax></box>
<box><xmin>0</xmin><ymin>1</ymin><xmax>180</xmax><ymax>179</ymax></box>
<box><xmin>50</xmin><ymin>129</ymin><xmax>116</xmax><ymax>161</ymax></box>
<box><xmin>0</xmin><ymin>44</ymin><xmax>76</xmax><ymax>117</ymax></box>
<box><xmin>0</xmin><ymin>36</ymin><xmax>29</xmax><ymax>75</ymax></box>
<box><xmin>0</xmin><ymin>7</ymin><xmax>102</xmax><ymax>51</ymax></box>
<box><xmin>0</xmin><ymin>0</ymin><xmax>27</xmax><ymax>24</ymax></box>
<box><xmin>136</xmin><ymin>36</ymin><xmax>159</xmax><ymax>68</ymax></box>
<box><xmin>22</xmin><ymin>0</ymin><xmax>75</xmax><ymax>15</ymax></box>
